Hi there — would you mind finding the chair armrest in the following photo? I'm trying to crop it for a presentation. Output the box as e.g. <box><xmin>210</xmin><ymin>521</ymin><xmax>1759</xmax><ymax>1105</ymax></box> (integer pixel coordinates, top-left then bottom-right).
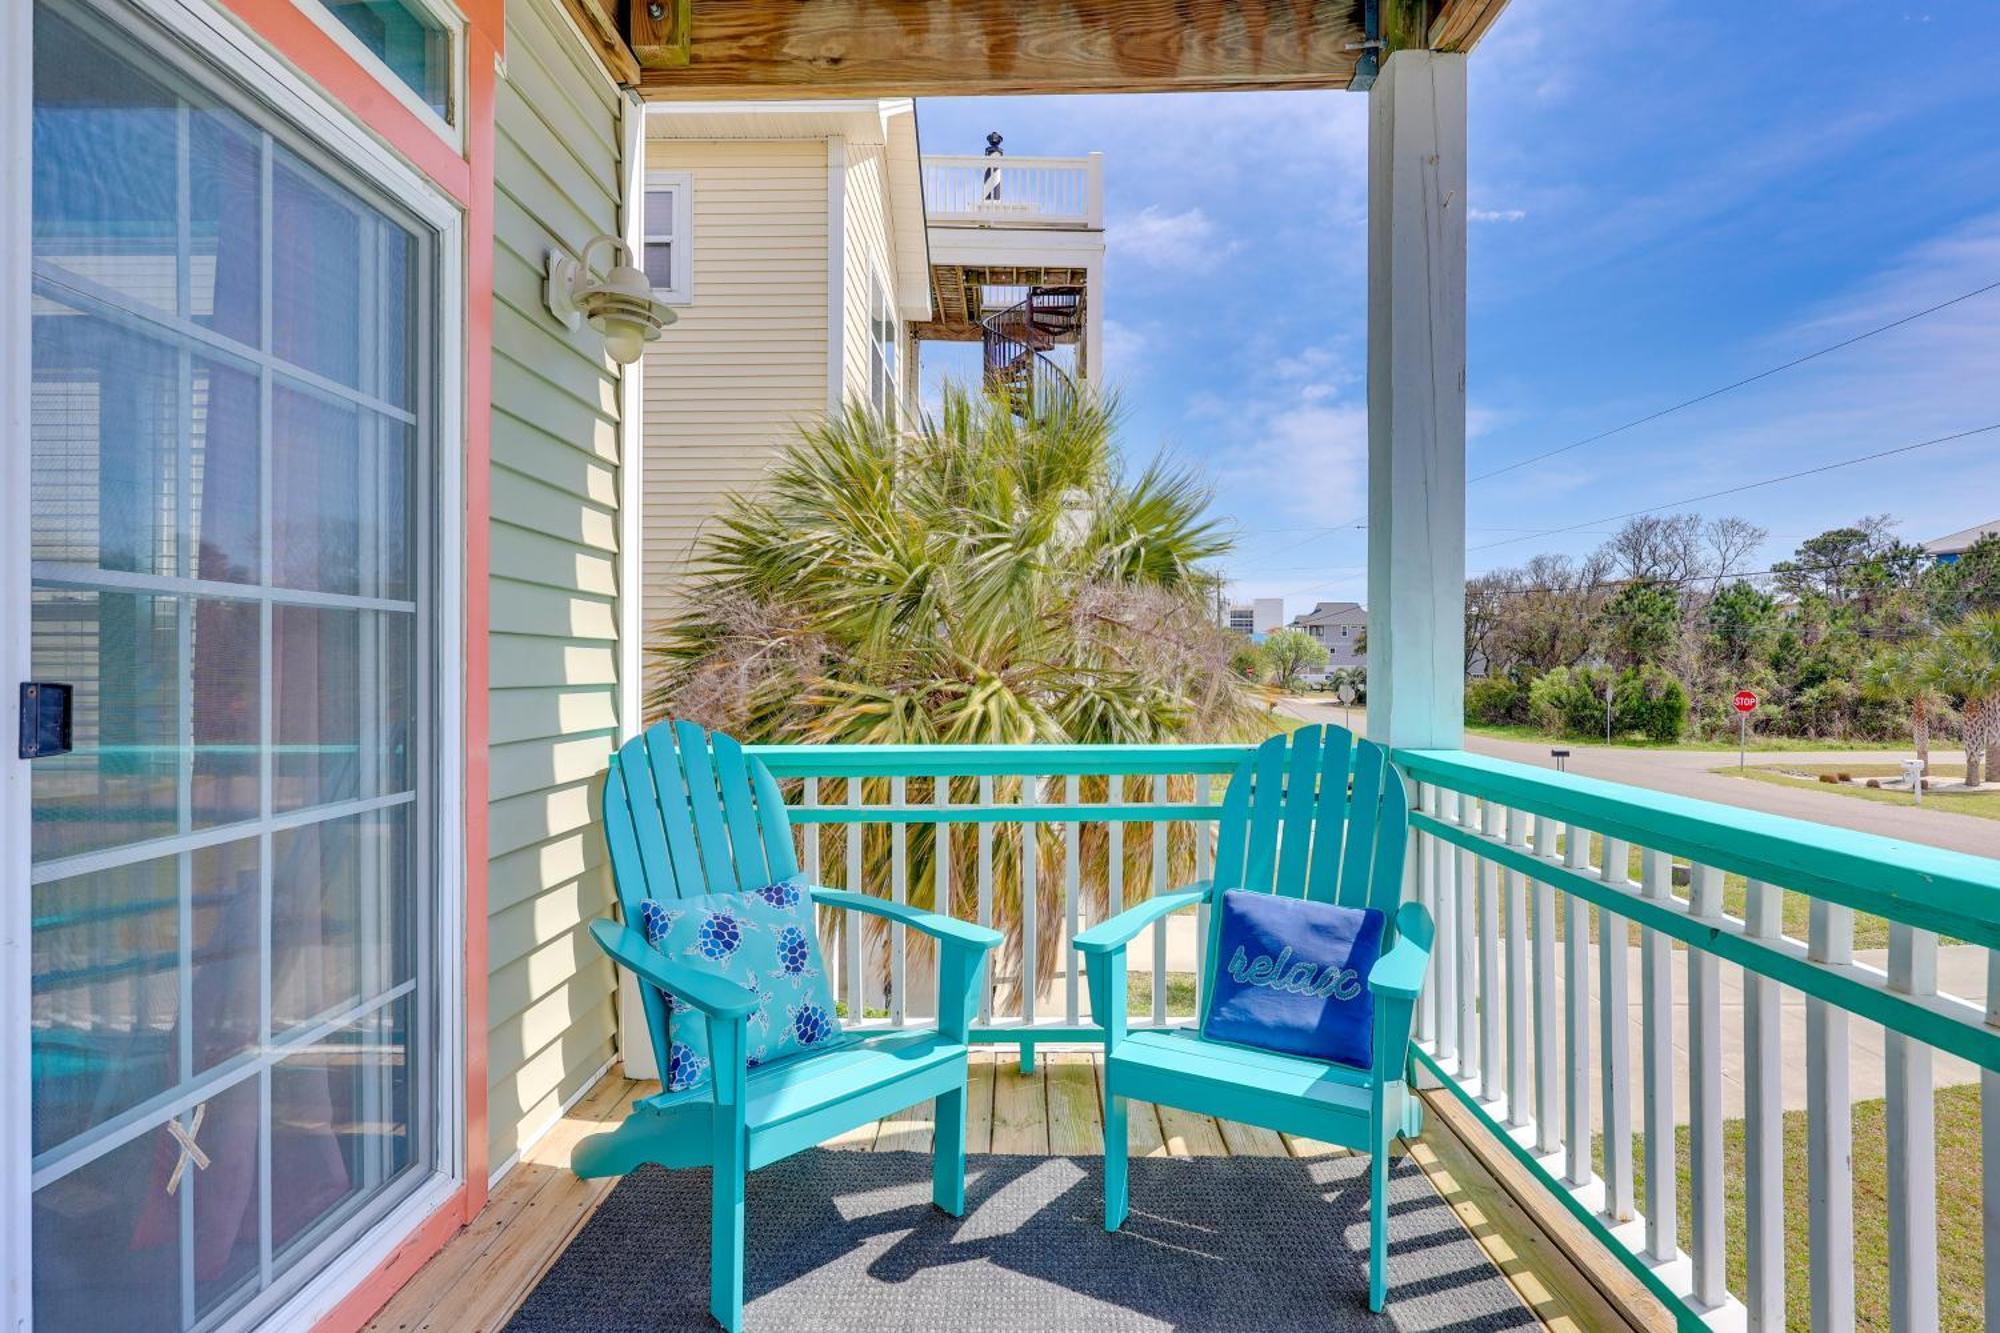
<box><xmin>589</xmin><ymin>919</ymin><xmax>758</xmax><ymax>1020</ymax></box>
<box><xmin>1073</xmin><ymin>882</ymin><xmax>1213</xmax><ymax>955</ymax></box>
<box><xmin>1368</xmin><ymin>901</ymin><xmax>1436</xmax><ymax>1001</ymax></box>
<box><xmin>811</xmin><ymin>888</ymin><xmax>1001</xmax><ymax>955</ymax></box>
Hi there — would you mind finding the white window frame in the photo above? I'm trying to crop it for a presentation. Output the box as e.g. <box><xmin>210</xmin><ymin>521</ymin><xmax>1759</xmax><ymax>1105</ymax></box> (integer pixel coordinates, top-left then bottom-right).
<box><xmin>291</xmin><ymin>0</ymin><xmax>467</xmax><ymax>152</ymax></box>
<box><xmin>867</xmin><ymin>266</ymin><xmax>900</xmax><ymax>419</ymax></box>
<box><xmin>644</xmin><ymin>169</ymin><xmax>694</xmax><ymax>305</ymax></box>
<box><xmin>4</xmin><ymin>2</ymin><xmax>467</xmax><ymax>1330</ymax></box>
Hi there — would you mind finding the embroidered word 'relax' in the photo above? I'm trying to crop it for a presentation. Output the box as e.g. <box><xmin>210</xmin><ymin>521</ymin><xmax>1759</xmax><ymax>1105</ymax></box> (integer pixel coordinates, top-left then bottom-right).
<box><xmin>1225</xmin><ymin>944</ymin><xmax>1363</xmax><ymax>1000</ymax></box>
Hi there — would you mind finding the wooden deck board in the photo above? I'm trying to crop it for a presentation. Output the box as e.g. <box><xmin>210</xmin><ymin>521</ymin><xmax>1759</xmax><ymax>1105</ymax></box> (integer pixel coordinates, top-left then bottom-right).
<box><xmin>988</xmin><ymin>1059</ymin><xmax>1051</xmax><ymax>1155</ymax></box>
<box><xmin>365</xmin><ymin>1057</ymin><xmax>1630</xmax><ymax>1333</ymax></box>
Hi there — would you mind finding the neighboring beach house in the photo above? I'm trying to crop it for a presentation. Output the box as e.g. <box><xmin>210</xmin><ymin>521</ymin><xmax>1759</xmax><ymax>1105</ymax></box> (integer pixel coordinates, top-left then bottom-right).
<box><xmin>1290</xmin><ymin>599</ymin><xmax>1369</xmax><ymax>669</ymax></box>
<box><xmin>638</xmin><ymin>104</ymin><xmax>1105</xmax><ymax>674</ymax></box>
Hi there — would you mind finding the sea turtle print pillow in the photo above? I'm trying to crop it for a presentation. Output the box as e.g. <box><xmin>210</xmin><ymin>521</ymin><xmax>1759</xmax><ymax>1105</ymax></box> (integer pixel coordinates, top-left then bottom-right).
<box><xmin>638</xmin><ymin>873</ymin><xmax>845</xmax><ymax>1094</ymax></box>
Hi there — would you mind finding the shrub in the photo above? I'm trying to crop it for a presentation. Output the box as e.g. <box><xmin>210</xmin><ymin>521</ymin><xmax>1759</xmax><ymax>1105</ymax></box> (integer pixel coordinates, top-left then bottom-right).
<box><xmin>1528</xmin><ymin>665</ymin><xmax>1611</xmax><ymax>737</ymax></box>
<box><xmin>1464</xmin><ymin>676</ymin><xmax>1523</xmax><ymax>726</ymax></box>
<box><xmin>1613</xmin><ymin>666</ymin><xmax>1689</xmax><ymax>743</ymax></box>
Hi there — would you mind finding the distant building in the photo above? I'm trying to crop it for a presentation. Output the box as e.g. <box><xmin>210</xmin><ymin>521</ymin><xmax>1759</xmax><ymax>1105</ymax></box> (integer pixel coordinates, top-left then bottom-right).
<box><xmin>1924</xmin><ymin>520</ymin><xmax>2000</xmax><ymax>565</ymax></box>
<box><xmin>1219</xmin><ymin>597</ymin><xmax>1286</xmax><ymax>641</ymax></box>
<box><xmin>1289</xmin><ymin>601</ymin><xmax>1368</xmax><ymax>670</ymax></box>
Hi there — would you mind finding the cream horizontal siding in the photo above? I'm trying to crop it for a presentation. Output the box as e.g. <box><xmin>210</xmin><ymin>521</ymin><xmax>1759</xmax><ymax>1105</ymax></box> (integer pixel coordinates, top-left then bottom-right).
<box><xmin>642</xmin><ymin>138</ymin><xmax>829</xmax><ymax>690</ymax></box>
<box><xmin>486</xmin><ymin>0</ymin><xmax>626</xmax><ymax>1173</ymax></box>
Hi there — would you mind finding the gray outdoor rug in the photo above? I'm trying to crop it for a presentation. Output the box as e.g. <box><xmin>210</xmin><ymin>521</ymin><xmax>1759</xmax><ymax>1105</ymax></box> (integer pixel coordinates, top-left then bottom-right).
<box><xmin>506</xmin><ymin>1149</ymin><xmax>1537</xmax><ymax>1332</ymax></box>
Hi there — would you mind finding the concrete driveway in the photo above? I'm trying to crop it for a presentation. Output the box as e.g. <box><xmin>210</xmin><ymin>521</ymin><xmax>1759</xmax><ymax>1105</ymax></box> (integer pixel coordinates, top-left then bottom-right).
<box><xmin>1273</xmin><ymin>695</ymin><xmax>1998</xmax><ymax>859</ymax></box>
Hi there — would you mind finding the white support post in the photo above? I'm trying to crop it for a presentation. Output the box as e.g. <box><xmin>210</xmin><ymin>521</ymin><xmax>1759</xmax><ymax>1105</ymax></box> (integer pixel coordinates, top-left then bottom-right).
<box><xmin>1598</xmin><ymin>839</ymin><xmax>1633</xmax><ymax>1222</ymax></box>
<box><xmin>1081</xmin><ymin>252</ymin><xmax>1104</xmax><ymax>386</ymax></box>
<box><xmin>1365</xmin><ymin>50</ymin><xmax>1467</xmax><ymax>751</ymax></box>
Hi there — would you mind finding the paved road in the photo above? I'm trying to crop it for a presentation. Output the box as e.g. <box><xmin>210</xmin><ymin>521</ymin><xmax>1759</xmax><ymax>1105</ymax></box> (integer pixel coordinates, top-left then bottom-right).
<box><xmin>1275</xmin><ymin>695</ymin><xmax>1998</xmax><ymax>859</ymax></box>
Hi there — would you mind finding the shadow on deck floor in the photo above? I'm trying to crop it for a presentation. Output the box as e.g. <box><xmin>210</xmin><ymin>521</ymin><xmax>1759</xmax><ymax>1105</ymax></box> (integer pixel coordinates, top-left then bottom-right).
<box><xmin>362</xmin><ymin>1051</ymin><xmax>1663</xmax><ymax>1333</ymax></box>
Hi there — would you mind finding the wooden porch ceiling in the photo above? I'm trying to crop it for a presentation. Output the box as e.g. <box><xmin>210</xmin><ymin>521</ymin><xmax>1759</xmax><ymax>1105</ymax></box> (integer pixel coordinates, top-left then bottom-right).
<box><xmin>566</xmin><ymin>0</ymin><xmax>1510</xmax><ymax>96</ymax></box>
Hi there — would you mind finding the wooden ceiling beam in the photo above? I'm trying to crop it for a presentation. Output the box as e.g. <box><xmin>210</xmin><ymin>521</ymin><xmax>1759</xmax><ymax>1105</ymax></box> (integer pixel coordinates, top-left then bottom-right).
<box><xmin>631</xmin><ymin>0</ymin><xmax>1382</xmax><ymax>98</ymax></box>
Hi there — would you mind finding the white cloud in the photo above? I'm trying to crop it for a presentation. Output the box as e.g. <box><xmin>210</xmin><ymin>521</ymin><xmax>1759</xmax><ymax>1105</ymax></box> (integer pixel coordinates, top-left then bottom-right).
<box><xmin>1470</xmin><ymin>208</ymin><xmax>1527</xmax><ymax>223</ymax></box>
<box><xmin>1100</xmin><ymin>318</ymin><xmax>1149</xmax><ymax>378</ymax></box>
<box><xmin>1109</xmin><ymin>205</ymin><xmax>1237</xmax><ymax>273</ymax></box>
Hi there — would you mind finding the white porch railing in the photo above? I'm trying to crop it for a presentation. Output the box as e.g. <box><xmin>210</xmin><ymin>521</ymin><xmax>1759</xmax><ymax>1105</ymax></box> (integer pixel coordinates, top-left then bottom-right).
<box><xmin>921</xmin><ymin>153</ymin><xmax>1103</xmax><ymax>228</ymax></box>
<box><xmin>742</xmin><ymin>739</ymin><xmax>2000</xmax><ymax>1329</ymax></box>
<box><xmin>751</xmin><ymin>744</ymin><xmax>1233</xmax><ymax>1064</ymax></box>
<box><xmin>1398</xmin><ymin>748</ymin><xmax>2000</xmax><ymax>1332</ymax></box>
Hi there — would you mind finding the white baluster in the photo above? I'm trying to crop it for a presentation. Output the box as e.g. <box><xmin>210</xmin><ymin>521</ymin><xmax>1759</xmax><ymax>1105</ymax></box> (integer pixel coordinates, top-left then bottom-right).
<box><xmin>1152</xmin><ymin>772</ymin><xmax>1169</xmax><ymax>1024</ymax></box>
<box><xmin>1064</xmin><ymin>773</ymin><xmax>1081</xmax><ymax>1026</ymax></box>
<box><xmin>1479</xmin><ymin>799</ymin><xmax>1503</xmax><ymax>1105</ymax></box>
<box><xmin>1562</xmin><ymin>824</ymin><xmax>1591</xmax><ymax>1189</ymax></box>
<box><xmin>1640</xmin><ymin>849</ymin><xmax>1677</xmax><ymax>1266</ymax></box>
<box><xmin>890</xmin><ymin>775</ymin><xmax>908</xmax><ymax>1026</ymax></box>
<box><xmin>846</xmin><ymin>777</ymin><xmax>864</xmax><ymax>1024</ymax></box>
<box><xmin>1808</xmin><ymin>896</ymin><xmax>1855</xmax><ymax>1333</ymax></box>
<box><xmin>1743</xmin><ymin>879</ymin><xmax>1784</xmax><ymax>1328</ymax></box>
<box><xmin>1531</xmin><ymin>813</ymin><xmax>1559</xmax><ymax>1156</ymax></box>
<box><xmin>1688</xmin><ymin>863</ymin><xmax>1725</xmax><ymax>1309</ymax></box>
<box><xmin>978</xmin><ymin>774</ymin><xmax>995</xmax><ymax>1024</ymax></box>
<box><xmin>1886</xmin><ymin>922</ymin><xmax>1939</xmax><ymax>1332</ymax></box>
<box><xmin>1598</xmin><ymin>838</ymin><xmax>1634</xmax><ymax>1222</ymax></box>
<box><xmin>1105</xmin><ymin>773</ymin><xmax>1123</xmax><ymax>1027</ymax></box>
<box><xmin>1196</xmin><ymin>772</ymin><xmax>1213</xmax><ymax>1019</ymax></box>
<box><xmin>1413</xmin><ymin>783</ymin><xmax>1434</xmax><ymax>1045</ymax></box>
<box><xmin>1505</xmin><ymin>805</ymin><xmax>1530</xmax><ymax>1128</ymax></box>
<box><xmin>1456</xmin><ymin>796</ymin><xmax>1479</xmax><ymax>1083</ymax></box>
<box><xmin>933</xmin><ymin>774</ymin><xmax>950</xmax><ymax>1025</ymax></box>
<box><xmin>1021</xmin><ymin>774</ymin><xmax>1039</xmax><ymax>1027</ymax></box>
<box><xmin>1432</xmin><ymin>789</ymin><xmax>1458</xmax><ymax>1067</ymax></box>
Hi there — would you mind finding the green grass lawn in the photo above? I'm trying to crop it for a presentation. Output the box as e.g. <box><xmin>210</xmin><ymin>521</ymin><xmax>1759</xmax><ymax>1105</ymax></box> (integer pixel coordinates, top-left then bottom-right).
<box><xmin>1597</xmin><ymin>1083</ymin><xmax>1983</xmax><ymax>1331</ymax></box>
<box><xmin>1720</xmin><ymin>763</ymin><xmax>2000</xmax><ymax>823</ymax></box>
<box><xmin>1466</xmin><ymin>722</ymin><xmax>1914</xmax><ymax>754</ymax></box>
<box><xmin>1126</xmin><ymin>969</ymin><xmax>1199</xmax><ymax>1017</ymax></box>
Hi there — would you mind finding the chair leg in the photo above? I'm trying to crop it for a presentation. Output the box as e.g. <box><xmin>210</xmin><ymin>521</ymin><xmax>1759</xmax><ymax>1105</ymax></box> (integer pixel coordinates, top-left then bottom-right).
<box><xmin>1103</xmin><ymin>1092</ymin><xmax>1131</xmax><ymax>1232</ymax></box>
<box><xmin>1368</xmin><ymin>1132</ymin><xmax>1391</xmax><ymax>1313</ymax></box>
<box><xmin>933</xmin><ymin>1087</ymin><xmax>968</xmax><ymax>1216</ymax></box>
<box><xmin>710</xmin><ymin>1152</ymin><xmax>746</xmax><ymax>1331</ymax></box>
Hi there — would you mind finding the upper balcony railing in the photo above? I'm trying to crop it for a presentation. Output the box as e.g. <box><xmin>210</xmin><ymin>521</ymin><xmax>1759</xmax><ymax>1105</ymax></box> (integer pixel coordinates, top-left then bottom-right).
<box><xmin>921</xmin><ymin>153</ymin><xmax>1104</xmax><ymax>229</ymax></box>
<box><xmin>740</xmin><ymin>737</ymin><xmax>2000</xmax><ymax>1330</ymax></box>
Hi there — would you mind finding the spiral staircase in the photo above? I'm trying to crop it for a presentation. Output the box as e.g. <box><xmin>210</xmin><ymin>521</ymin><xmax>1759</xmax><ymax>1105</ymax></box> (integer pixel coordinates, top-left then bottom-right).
<box><xmin>980</xmin><ymin>286</ymin><xmax>1081</xmax><ymax>419</ymax></box>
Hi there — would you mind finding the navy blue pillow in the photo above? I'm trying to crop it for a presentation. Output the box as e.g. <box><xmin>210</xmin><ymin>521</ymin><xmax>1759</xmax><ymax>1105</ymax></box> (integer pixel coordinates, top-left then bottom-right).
<box><xmin>1203</xmin><ymin>889</ymin><xmax>1386</xmax><ymax>1069</ymax></box>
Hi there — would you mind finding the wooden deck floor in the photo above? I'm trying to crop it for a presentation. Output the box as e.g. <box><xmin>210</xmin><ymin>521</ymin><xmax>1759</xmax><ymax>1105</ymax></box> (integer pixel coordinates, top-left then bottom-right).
<box><xmin>364</xmin><ymin>1051</ymin><xmax>1662</xmax><ymax>1333</ymax></box>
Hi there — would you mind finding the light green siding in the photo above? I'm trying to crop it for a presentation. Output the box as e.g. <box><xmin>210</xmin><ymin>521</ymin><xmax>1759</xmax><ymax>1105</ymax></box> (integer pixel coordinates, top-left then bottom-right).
<box><xmin>487</xmin><ymin>0</ymin><xmax>627</xmax><ymax>1173</ymax></box>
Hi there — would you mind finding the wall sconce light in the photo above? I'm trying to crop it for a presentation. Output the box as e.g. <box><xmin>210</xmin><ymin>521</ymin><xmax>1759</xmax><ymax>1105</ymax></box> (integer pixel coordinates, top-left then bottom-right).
<box><xmin>545</xmin><ymin>234</ymin><xmax>675</xmax><ymax>364</ymax></box>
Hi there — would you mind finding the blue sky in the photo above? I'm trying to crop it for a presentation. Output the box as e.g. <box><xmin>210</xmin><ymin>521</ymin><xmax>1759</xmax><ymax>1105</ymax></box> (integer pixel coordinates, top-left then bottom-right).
<box><xmin>916</xmin><ymin>0</ymin><xmax>2000</xmax><ymax>614</ymax></box>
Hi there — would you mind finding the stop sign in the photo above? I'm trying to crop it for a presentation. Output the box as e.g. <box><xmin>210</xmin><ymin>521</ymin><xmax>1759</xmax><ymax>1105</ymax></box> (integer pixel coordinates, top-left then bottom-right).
<box><xmin>1733</xmin><ymin>689</ymin><xmax>1759</xmax><ymax>714</ymax></box>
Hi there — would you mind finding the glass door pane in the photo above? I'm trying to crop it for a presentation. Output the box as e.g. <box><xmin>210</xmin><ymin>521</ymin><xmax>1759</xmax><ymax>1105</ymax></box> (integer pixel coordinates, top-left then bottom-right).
<box><xmin>26</xmin><ymin>4</ymin><xmax>434</xmax><ymax>1329</ymax></box>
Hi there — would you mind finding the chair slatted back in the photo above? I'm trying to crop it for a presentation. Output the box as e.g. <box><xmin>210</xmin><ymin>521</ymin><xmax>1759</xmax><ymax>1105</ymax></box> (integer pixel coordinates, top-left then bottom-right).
<box><xmin>1202</xmin><ymin>726</ymin><xmax>1410</xmax><ymax>1023</ymax></box>
<box><xmin>601</xmin><ymin>721</ymin><xmax>800</xmax><ymax>1077</ymax></box>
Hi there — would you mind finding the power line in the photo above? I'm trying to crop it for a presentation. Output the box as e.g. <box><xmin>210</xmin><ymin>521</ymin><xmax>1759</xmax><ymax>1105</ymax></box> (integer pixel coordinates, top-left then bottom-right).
<box><xmin>1469</xmin><ymin>279</ymin><xmax>2000</xmax><ymax>484</ymax></box>
<box><xmin>1468</xmin><ymin>420</ymin><xmax>2000</xmax><ymax>555</ymax></box>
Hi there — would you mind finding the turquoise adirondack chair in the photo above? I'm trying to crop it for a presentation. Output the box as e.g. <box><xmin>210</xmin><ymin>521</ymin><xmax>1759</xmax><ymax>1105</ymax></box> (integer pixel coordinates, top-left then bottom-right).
<box><xmin>574</xmin><ymin>720</ymin><xmax>1002</xmax><ymax>1330</ymax></box>
<box><xmin>1074</xmin><ymin>724</ymin><xmax>1433</xmax><ymax>1312</ymax></box>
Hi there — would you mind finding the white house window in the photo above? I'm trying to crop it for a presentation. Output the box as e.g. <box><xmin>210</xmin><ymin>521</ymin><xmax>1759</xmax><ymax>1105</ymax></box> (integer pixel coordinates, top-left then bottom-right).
<box><xmin>298</xmin><ymin>0</ymin><xmax>464</xmax><ymax>141</ymax></box>
<box><xmin>868</xmin><ymin>273</ymin><xmax>899</xmax><ymax>420</ymax></box>
<box><xmin>644</xmin><ymin>171</ymin><xmax>694</xmax><ymax>304</ymax></box>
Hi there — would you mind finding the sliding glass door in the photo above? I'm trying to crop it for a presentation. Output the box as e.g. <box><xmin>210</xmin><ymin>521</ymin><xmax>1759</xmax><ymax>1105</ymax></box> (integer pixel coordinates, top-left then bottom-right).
<box><xmin>26</xmin><ymin>3</ymin><xmax>439</xmax><ymax>1328</ymax></box>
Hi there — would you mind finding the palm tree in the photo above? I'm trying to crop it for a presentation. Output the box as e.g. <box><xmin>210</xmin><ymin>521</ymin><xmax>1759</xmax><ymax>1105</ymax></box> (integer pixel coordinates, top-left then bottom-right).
<box><xmin>650</xmin><ymin>387</ymin><xmax>1263</xmax><ymax>999</ymax></box>
<box><xmin>1860</xmin><ymin>642</ymin><xmax>1944</xmax><ymax>773</ymax></box>
<box><xmin>1925</xmin><ymin>613</ymin><xmax>2000</xmax><ymax>787</ymax></box>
